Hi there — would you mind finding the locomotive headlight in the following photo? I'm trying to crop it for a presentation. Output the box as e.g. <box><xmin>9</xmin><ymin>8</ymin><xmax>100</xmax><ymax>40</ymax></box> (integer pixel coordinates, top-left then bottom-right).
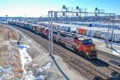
<box><xmin>86</xmin><ymin>52</ymin><xmax>89</xmax><ymax>56</ymax></box>
<box><xmin>91</xmin><ymin>47</ymin><xmax>94</xmax><ymax>50</ymax></box>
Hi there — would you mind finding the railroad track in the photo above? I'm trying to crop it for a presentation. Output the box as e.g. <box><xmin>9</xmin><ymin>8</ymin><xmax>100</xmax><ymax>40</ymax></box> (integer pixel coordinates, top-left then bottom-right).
<box><xmin>10</xmin><ymin>25</ymin><xmax>120</xmax><ymax>80</ymax></box>
<box><xmin>97</xmin><ymin>50</ymin><xmax>120</xmax><ymax>60</ymax></box>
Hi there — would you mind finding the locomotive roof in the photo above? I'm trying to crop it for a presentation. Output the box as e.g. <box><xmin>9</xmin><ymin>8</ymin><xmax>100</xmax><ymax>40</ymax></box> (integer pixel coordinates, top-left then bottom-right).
<box><xmin>59</xmin><ymin>31</ymin><xmax>91</xmax><ymax>40</ymax></box>
<box><xmin>72</xmin><ymin>33</ymin><xmax>91</xmax><ymax>40</ymax></box>
<box><xmin>78</xmin><ymin>36</ymin><xmax>91</xmax><ymax>41</ymax></box>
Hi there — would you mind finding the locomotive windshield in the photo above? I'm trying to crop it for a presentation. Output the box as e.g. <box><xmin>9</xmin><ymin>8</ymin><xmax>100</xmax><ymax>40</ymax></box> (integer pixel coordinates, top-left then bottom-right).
<box><xmin>83</xmin><ymin>39</ymin><xmax>93</xmax><ymax>45</ymax></box>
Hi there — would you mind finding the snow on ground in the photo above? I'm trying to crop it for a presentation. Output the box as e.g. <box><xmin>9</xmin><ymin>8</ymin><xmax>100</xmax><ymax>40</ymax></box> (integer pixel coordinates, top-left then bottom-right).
<box><xmin>92</xmin><ymin>38</ymin><xmax>120</xmax><ymax>47</ymax></box>
<box><xmin>112</xmin><ymin>49</ymin><xmax>120</xmax><ymax>57</ymax></box>
<box><xmin>18</xmin><ymin>45</ymin><xmax>32</xmax><ymax>73</ymax></box>
<box><xmin>17</xmin><ymin>45</ymin><xmax>53</xmax><ymax>80</ymax></box>
<box><xmin>42</xmin><ymin>62</ymin><xmax>51</xmax><ymax>70</ymax></box>
<box><xmin>17</xmin><ymin>45</ymin><xmax>36</xmax><ymax>80</ymax></box>
<box><xmin>0</xmin><ymin>65</ymin><xmax>14</xmax><ymax>80</ymax></box>
<box><xmin>35</xmin><ymin>62</ymin><xmax>52</xmax><ymax>79</ymax></box>
<box><xmin>35</xmin><ymin>67</ymin><xmax>43</xmax><ymax>73</ymax></box>
<box><xmin>29</xmin><ymin>54</ymin><xmax>88</xmax><ymax>80</ymax></box>
<box><xmin>92</xmin><ymin>37</ymin><xmax>120</xmax><ymax>57</ymax></box>
<box><xmin>23</xmin><ymin>71</ymin><xmax>35</xmax><ymax>80</ymax></box>
<box><xmin>36</xmin><ymin>75</ymin><xmax>45</xmax><ymax>80</ymax></box>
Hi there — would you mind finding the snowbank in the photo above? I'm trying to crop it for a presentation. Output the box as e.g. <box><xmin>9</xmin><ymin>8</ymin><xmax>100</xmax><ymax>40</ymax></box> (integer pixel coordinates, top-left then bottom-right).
<box><xmin>112</xmin><ymin>49</ymin><xmax>120</xmax><ymax>57</ymax></box>
<box><xmin>18</xmin><ymin>45</ymin><xmax>35</xmax><ymax>80</ymax></box>
<box><xmin>18</xmin><ymin>45</ymin><xmax>32</xmax><ymax>73</ymax></box>
<box><xmin>43</xmin><ymin>62</ymin><xmax>51</xmax><ymax>69</ymax></box>
<box><xmin>17</xmin><ymin>45</ymin><xmax>52</xmax><ymax>80</ymax></box>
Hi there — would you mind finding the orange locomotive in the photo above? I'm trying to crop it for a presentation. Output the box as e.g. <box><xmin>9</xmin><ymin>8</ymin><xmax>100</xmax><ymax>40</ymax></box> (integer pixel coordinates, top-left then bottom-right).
<box><xmin>53</xmin><ymin>31</ymin><xmax>97</xmax><ymax>59</ymax></box>
<box><xmin>73</xmin><ymin>35</ymin><xmax>97</xmax><ymax>59</ymax></box>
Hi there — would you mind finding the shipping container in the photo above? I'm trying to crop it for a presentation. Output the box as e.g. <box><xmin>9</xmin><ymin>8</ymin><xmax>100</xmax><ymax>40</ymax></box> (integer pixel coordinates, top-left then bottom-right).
<box><xmin>64</xmin><ymin>26</ymin><xmax>70</xmax><ymax>32</ymax></box>
<box><xmin>100</xmin><ymin>32</ymin><xmax>107</xmax><ymax>39</ymax></box>
<box><xmin>90</xmin><ymin>30</ymin><xmax>95</xmax><ymax>37</ymax></box>
<box><xmin>86</xmin><ymin>29</ymin><xmax>91</xmax><ymax>37</ymax></box>
<box><xmin>89</xmin><ymin>23</ymin><xmax>92</xmax><ymax>27</ymax></box>
<box><xmin>94</xmin><ymin>31</ymin><xmax>101</xmax><ymax>38</ymax></box>
<box><xmin>113</xmin><ymin>34</ymin><xmax>120</xmax><ymax>42</ymax></box>
<box><xmin>100</xmin><ymin>31</ymin><xmax>112</xmax><ymax>41</ymax></box>
<box><xmin>78</xmin><ymin>28</ymin><xmax>86</xmax><ymax>35</ymax></box>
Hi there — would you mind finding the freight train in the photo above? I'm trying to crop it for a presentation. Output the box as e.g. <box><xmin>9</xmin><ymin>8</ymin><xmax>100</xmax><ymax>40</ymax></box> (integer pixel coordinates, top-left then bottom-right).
<box><xmin>8</xmin><ymin>21</ymin><xmax>97</xmax><ymax>59</ymax></box>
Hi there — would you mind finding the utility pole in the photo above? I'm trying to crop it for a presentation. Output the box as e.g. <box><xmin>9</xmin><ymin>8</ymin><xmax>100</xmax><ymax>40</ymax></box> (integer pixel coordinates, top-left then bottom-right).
<box><xmin>106</xmin><ymin>13</ymin><xmax>115</xmax><ymax>48</ymax></box>
<box><xmin>106</xmin><ymin>21</ymin><xmax>110</xmax><ymax>47</ymax></box>
<box><xmin>48</xmin><ymin>11</ymin><xmax>53</xmax><ymax>57</ymax></box>
<box><xmin>48</xmin><ymin>10</ymin><xmax>70</xmax><ymax>80</ymax></box>
<box><xmin>110</xmin><ymin>13</ymin><xmax>115</xmax><ymax>48</ymax></box>
<box><xmin>6</xmin><ymin>15</ymin><xmax>8</xmax><ymax>23</ymax></box>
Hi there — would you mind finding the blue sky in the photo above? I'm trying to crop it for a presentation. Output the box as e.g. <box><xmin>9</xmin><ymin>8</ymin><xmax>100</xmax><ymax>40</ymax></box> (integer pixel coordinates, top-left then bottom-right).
<box><xmin>0</xmin><ymin>0</ymin><xmax>119</xmax><ymax>17</ymax></box>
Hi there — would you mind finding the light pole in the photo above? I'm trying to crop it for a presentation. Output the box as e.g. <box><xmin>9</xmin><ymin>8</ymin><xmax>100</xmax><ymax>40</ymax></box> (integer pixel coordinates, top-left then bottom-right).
<box><xmin>48</xmin><ymin>11</ymin><xmax>70</xmax><ymax>80</ymax></box>
<box><xmin>106</xmin><ymin>21</ymin><xmax>110</xmax><ymax>47</ymax></box>
<box><xmin>106</xmin><ymin>13</ymin><xmax>115</xmax><ymax>49</ymax></box>
<box><xmin>24</xmin><ymin>15</ymin><xmax>27</xmax><ymax>22</ymax></box>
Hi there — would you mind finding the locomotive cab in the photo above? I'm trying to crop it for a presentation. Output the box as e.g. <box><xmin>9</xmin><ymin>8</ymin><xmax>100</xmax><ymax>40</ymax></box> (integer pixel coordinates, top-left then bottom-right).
<box><xmin>77</xmin><ymin>37</ymin><xmax>97</xmax><ymax>59</ymax></box>
<box><xmin>81</xmin><ymin>39</ymin><xmax>96</xmax><ymax>58</ymax></box>
<box><xmin>53</xmin><ymin>30</ymin><xmax>61</xmax><ymax>44</ymax></box>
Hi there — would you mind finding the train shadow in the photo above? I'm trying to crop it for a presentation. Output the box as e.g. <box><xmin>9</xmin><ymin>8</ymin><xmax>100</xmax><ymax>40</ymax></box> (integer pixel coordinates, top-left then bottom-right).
<box><xmin>89</xmin><ymin>58</ymin><xmax>109</xmax><ymax>67</ymax></box>
<box><xmin>57</xmin><ymin>44</ymin><xmax>109</xmax><ymax>67</ymax></box>
<box><xmin>60</xmin><ymin>45</ymin><xmax>109</xmax><ymax>67</ymax></box>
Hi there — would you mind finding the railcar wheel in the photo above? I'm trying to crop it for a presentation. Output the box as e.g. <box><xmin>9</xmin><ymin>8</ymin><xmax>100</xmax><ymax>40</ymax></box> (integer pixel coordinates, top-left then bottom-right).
<box><xmin>74</xmin><ymin>49</ymin><xmax>78</xmax><ymax>54</ymax></box>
